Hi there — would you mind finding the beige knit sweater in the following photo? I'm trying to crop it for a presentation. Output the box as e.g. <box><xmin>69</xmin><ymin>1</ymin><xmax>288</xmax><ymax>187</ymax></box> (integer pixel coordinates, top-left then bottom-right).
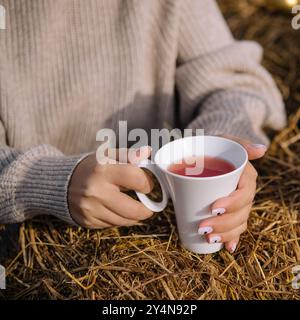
<box><xmin>0</xmin><ymin>0</ymin><xmax>286</xmax><ymax>225</ymax></box>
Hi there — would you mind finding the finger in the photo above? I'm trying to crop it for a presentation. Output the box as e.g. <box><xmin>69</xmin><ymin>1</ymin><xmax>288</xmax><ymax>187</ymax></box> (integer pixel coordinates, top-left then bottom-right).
<box><xmin>211</xmin><ymin>162</ymin><xmax>257</xmax><ymax>215</ymax></box>
<box><xmin>105</xmin><ymin>146</ymin><xmax>152</xmax><ymax>164</ymax></box>
<box><xmin>78</xmin><ymin>196</ymin><xmax>140</xmax><ymax>227</ymax></box>
<box><xmin>225</xmin><ymin>236</ymin><xmax>240</xmax><ymax>254</ymax></box>
<box><xmin>93</xmin><ymin>203</ymin><xmax>140</xmax><ymax>227</ymax></box>
<box><xmin>71</xmin><ymin>208</ymin><xmax>113</xmax><ymax>229</ymax></box>
<box><xmin>198</xmin><ymin>204</ymin><xmax>251</xmax><ymax>235</ymax></box>
<box><xmin>220</xmin><ymin>134</ymin><xmax>267</xmax><ymax>160</ymax></box>
<box><xmin>105</xmin><ymin>163</ymin><xmax>154</xmax><ymax>193</ymax></box>
<box><xmin>79</xmin><ymin>215</ymin><xmax>114</xmax><ymax>230</ymax></box>
<box><xmin>206</xmin><ymin>222</ymin><xmax>247</xmax><ymax>244</ymax></box>
<box><xmin>103</xmin><ymin>190</ymin><xmax>153</xmax><ymax>221</ymax></box>
<box><xmin>128</xmin><ymin>146</ymin><xmax>152</xmax><ymax>164</ymax></box>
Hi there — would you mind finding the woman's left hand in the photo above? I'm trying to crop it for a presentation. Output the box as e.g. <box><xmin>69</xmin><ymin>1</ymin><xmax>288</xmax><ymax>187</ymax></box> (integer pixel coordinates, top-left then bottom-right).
<box><xmin>197</xmin><ymin>136</ymin><xmax>267</xmax><ymax>253</ymax></box>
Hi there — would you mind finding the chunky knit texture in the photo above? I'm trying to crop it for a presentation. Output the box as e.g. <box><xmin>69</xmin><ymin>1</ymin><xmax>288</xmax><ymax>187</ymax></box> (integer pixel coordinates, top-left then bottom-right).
<box><xmin>0</xmin><ymin>0</ymin><xmax>286</xmax><ymax>224</ymax></box>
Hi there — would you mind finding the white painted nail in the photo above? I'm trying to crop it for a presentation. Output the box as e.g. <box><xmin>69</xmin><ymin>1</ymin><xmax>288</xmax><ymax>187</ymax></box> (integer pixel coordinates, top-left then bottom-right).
<box><xmin>230</xmin><ymin>243</ymin><xmax>237</xmax><ymax>253</ymax></box>
<box><xmin>251</xmin><ymin>144</ymin><xmax>267</xmax><ymax>150</ymax></box>
<box><xmin>198</xmin><ymin>226</ymin><xmax>213</xmax><ymax>235</ymax></box>
<box><xmin>211</xmin><ymin>208</ymin><xmax>226</xmax><ymax>216</ymax></box>
<box><xmin>209</xmin><ymin>236</ymin><xmax>221</xmax><ymax>244</ymax></box>
<box><xmin>140</xmin><ymin>146</ymin><xmax>152</xmax><ymax>152</ymax></box>
<box><xmin>136</xmin><ymin>146</ymin><xmax>151</xmax><ymax>155</ymax></box>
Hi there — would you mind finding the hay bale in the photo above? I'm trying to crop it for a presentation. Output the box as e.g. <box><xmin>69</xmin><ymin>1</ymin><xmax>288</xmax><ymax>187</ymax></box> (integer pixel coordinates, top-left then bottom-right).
<box><xmin>1</xmin><ymin>0</ymin><xmax>299</xmax><ymax>300</ymax></box>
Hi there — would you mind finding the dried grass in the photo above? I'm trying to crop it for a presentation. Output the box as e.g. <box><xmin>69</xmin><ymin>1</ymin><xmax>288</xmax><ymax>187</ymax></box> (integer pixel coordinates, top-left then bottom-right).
<box><xmin>0</xmin><ymin>0</ymin><xmax>299</xmax><ymax>300</ymax></box>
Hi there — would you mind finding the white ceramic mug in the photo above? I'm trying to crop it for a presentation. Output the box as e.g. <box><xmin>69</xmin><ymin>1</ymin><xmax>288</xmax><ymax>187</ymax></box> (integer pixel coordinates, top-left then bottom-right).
<box><xmin>135</xmin><ymin>136</ymin><xmax>248</xmax><ymax>254</ymax></box>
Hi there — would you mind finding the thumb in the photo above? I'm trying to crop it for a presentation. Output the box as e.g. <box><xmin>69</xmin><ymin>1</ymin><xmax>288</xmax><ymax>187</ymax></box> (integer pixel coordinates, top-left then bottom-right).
<box><xmin>221</xmin><ymin>135</ymin><xmax>267</xmax><ymax>160</ymax></box>
<box><xmin>128</xmin><ymin>146</ymin><xmax>152</xmax><ymax>164</ymax></box>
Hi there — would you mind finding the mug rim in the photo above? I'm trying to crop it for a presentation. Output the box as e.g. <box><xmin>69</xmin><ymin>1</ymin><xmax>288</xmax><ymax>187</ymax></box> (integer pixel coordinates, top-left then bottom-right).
<box><xmin>154</xmin><ymin>135</ymin><xmax>248</xmax><ymax>181</ymax></box>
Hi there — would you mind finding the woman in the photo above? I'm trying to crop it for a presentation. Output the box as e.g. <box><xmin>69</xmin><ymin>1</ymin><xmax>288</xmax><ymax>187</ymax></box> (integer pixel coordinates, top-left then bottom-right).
<box><xmin>0</xmin><ymin>0</ymin><xmax>286</xmax><ymax>253</ymax></box>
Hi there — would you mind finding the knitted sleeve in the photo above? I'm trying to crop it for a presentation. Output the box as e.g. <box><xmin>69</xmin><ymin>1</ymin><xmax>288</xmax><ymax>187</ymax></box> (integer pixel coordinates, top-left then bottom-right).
<box><xmin>0</xmin><ymin>137</ymin><xmax>88</xmax><ymax>225</ymax></box>
<box><xmin>176</xmin><ymin>0</ymin><xmax>286</xmax><ymax>144</ymax></box>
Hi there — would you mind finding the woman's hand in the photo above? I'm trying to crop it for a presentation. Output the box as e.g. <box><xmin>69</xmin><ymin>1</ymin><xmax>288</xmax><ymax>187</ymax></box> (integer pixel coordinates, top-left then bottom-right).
<box><xmin>198</xmin><ymin>136</ymin><xmax>267</xmax><ymax>253</ymax></box>
<box><xmin>68</xmin><ymin>147</ymin><xmax>154</xmax><ymax>228</ymax></box>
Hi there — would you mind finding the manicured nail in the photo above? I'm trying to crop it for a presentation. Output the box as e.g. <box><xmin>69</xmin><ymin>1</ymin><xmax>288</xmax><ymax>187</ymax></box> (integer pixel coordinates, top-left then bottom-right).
<box><xmin>211</xmin><ymin>208</ymin><xmax>226</xmax><ymax>216</ymax></box>
<box><xmin>230</xmin><ymin>243</ymin><xmax>237</xmax><ymax>253</ymax></box>
<box><xmin>251</xmin><ymin>144</ymin><xmax>267</xmax><ymax>150</ymax></box>
<box><xmin>136</xmin><ymin>146</ymin><xmax>152</xmax><ymax>157</ymax></box>
<box><xmin>209</xmin><ymin>236</ymin><xmax>221</xmax><ymax>244</ymax></box>
<box><xmin>140</xmin><ymin>146</ymin><xmax>152</xmax><ymax>152</ymax></box>
<box><xmin>198</xmin><ymin>226</ymin><xmax>213</xmax><ymax>235</ymax></box>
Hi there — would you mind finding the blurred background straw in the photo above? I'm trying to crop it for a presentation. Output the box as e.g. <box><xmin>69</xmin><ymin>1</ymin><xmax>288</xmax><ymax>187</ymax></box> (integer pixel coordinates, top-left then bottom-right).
<box><xmin>0</xmin><ymin>0</ymin><xmax>299</xmax><ymax>300</ymax></box>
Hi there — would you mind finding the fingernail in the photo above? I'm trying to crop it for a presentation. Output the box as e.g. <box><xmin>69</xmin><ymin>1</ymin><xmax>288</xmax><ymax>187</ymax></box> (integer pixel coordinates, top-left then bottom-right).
<box><xmin>251</xmin><ymin>144</ymin><xmax>267</xmax><ymax>150</ymax></box>
<box><xmin>198</xmin><ymin>226</ymin><xmax>213</xmax><ymax>235</ymax></box>
<box><xmin>135</xmin><ymin>146</ymin><xmax>151</xmax><ymax>157</ymax></box>
<box><xmin>211</xmin><ymin>208</ymin><xmax>226</xmax><ymax>216</ymax></box>
<box><xmin>230</xmin><ymin>243</ymin><xmax>237</xmax><ymax>253</ymax></box>
<box><xmin>141</xmin><ymin>145</ymin><xmax>152</xmax><ymax>152</ymax></box>
<box><xmin>209</xmin><ymin>236</ymin><xmax>221</xmax><ymax>244</ymax></box>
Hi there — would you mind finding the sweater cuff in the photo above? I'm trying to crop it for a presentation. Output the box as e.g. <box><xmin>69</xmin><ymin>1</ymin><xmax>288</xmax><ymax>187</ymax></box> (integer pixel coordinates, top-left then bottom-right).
<box><xmin>186</xmin><ymin>90</ymin><xmax>270</xmax><ymax>145</ymax></box>
<box><xmin>10</xmin><ymin>146</ymin><xmax>91</xmax><ymax>225</ymax></box>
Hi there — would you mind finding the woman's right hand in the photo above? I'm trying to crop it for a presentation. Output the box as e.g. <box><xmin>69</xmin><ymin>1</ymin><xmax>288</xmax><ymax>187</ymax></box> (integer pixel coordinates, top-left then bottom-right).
<box><xmin>68</xmin><ymin>147</ymin><xmax>154</xmax><ymax>228</ymax></box>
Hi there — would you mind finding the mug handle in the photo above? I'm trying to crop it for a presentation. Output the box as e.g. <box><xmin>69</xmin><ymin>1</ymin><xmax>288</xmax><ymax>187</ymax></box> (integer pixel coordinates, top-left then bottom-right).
<box><xmin>135</xmin><ymin>159</ymin><xmax>169</xmax><ymax>212</ymax></box>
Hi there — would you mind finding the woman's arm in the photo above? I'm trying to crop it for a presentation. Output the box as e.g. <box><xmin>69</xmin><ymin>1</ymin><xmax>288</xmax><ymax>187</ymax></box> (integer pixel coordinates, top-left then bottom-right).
<box><xmin>175</xmin><ymin>0</ymin><xmax>287</xmax><ymax>252</ymax></box>
<box><xmin>175</xmin><ymin>0</ymin><xmax>286</xmax><ymax>144</ymax></box>
<box><xmin>0</xmin><ymin>118</ymin><xmax>154</xmax><ymax>228</ymax></box>
<box><xmin>0</xmin><ymin>122</ymin><xmax>89</xmax><ymax>225</ymax></box>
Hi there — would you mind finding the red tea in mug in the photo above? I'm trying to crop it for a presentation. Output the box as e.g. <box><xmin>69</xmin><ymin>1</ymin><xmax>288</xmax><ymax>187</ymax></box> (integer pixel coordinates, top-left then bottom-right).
<box><xmin>168</xmin><ymin>156</ymin><xmax>235</xmax><ymax>178</ymax></box>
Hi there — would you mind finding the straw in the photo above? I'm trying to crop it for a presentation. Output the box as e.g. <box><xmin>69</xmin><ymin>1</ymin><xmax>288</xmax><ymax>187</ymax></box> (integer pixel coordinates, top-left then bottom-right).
<box><xmin>0</xmin><ymin>0</ymin><xmax>299</xmax><ymax>300</ymax></box>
